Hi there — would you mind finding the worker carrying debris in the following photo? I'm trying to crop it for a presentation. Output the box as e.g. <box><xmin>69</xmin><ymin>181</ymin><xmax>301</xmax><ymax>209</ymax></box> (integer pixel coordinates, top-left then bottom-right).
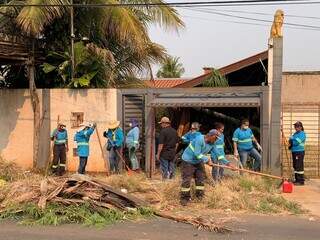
<box><xmin>211</xmin><ymin>122</ymin><xmax>234</xmax><ymax>182</ymax></box>
<box><xmin>125</xmin><ymin>119</ymin><xmax>140</xmax><ymax>172</ymax></box>
<box><xmin>181</xmin><ymin>122</ymin><xmax>202</xmax><ymax>145</ymax></box>
<box><xmin>74</xmin><ymin>122</ymin><xmax>96</xmax><ymax>174</ymax></box>
<box><xmin>180</xmin><ymin>129</ymin><xmax>220</xmax><ymax>206</ymax></box>
<box><xmin>156</xmin><ymin>117</ymin><xmax>179</xmax><ymax>180</ymax></box>
<box><xmin>104</xmin><ymin>120</ymin><xmax>124</xmax><ymax>174</ymax></box>
<box><xmin>289</xmin><ymin>121</ymin><xmax>306</xmax><ymax>186</ymax></box>
<box><xmin>233</xmin><ymin>119</ymin><xmax>262</xmax><ymax>172</ymax></box>
<box><xmin>50</xmin><ymin>122</ymin><xmax>69</xmax><ymax>176</ymax></box>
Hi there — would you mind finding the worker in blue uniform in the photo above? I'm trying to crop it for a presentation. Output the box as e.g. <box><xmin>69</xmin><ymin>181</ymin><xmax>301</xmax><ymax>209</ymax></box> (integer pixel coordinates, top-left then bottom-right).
<box><xmin>104</xmin><ymin>120</ymin><xmax>124</xmax><ymax>174</ymax></box>
<box><xmin>74</xmin><ymin>122</ymin><xmax>96</xmax><ymax>174</ymax></box>
<box><xmin>180</xmin><ymin>129</ymin><xmax>220</xmax><ymax>206</ymax></box>
<box><xmin>289</xmin><ymin>121</ymin><xmax>306</xmax><ymax>185</ymax></box>
<box><xmin>126</xmin><ymin>119</ymin><xmax>140</xmax><ymax>171</ymax></box>
<box><xmin>211</xmin><ymin>122</ymin><xmax>232</xmax><ymax>181</ymax></box>
<box><xmin>50</xmin><ymin>122</ymin><xmax>68</xmax><ymax>175</ymax></box>
<box><xmin>233</xmin><ymin>119</ymin><xmax>262</xmax><ymax>171</ymax></box>
<box><xmin>181</xmin><ymin>122</ymin><xmax>201</xmax><ymax>145</ymax></box>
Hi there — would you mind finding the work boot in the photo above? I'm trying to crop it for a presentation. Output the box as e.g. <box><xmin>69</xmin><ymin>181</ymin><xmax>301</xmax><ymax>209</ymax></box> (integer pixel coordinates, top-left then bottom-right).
<box><xmin>195</xmin><ymin>190</ymin><xmax>204</xmax><ymax>201</ymax></box>
<box><xmin>293</xmin><ymin>181</ymin><xmax>304</xmax><ymax>186</ymax></box>
<box><xmin>180</xmin><ymin>197</ymin><xmax>190</xmax><ymax>206</ymax></box>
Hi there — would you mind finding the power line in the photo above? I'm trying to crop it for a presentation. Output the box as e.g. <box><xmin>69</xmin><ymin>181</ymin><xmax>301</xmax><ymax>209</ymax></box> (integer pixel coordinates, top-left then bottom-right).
<box><xmin>0</xmin><ymin>0</ymin><xmax>320</xmax><ymax>8</ymax></box>
<box><xmin>188</xmin><ymin>7</ymin><xmax>320</xmax><ymax>20</ymax></box>
<box><xmin>181</xmin><ymin>14</ymin><xmax>320</xmax><ymax>31</ymax></box>
<box><xmin>184</xmin><ymin>8</ymin><xmax>320</xmax><ymax>30</ymax></box>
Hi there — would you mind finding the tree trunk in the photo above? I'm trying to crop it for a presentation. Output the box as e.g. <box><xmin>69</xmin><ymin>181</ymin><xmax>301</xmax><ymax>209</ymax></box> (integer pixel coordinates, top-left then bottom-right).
<box><xmin>27</xmin><ymin>55</ymin><xmax>40</xmax><ymax>169</ymax></box>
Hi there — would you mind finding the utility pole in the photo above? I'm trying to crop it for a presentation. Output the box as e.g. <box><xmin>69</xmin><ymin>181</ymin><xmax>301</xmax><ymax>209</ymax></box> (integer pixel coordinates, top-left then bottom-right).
<box><xmin>70</xmin><ymin>0</ymin><xmax>75</xmax><ymax>80</ymax></box>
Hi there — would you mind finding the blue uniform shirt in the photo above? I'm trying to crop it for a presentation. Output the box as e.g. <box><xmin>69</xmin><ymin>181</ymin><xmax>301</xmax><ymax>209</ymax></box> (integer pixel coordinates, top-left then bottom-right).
<box><xmin>51</xmin><ymin>129</ymin><xmax>68</xmax><ymax>145</ymax></box>
<box><xmin>126</xmin><ymin>126</ymin><xmax>139</xmax><ymax>148</ymax></box>
<box><xmin>74</xmin><ymin>127</ymin><xmax>95</xmax><ymax>157</ymax></box>
<box><xmin>181</xmin><ymin>131</ymin><xmax>201</xmax><ymax>145</ymax></box>
<box><xmin>232</xmin><ymin>128</ymin><xmax>254</xmax><ymax>151</ymax></box>
<box><xmin>105</xmin><ymin>127</ymin><xmax>124</xmax><ymax>148</ymax></box>
<box><xmin>290</xmin><ymin>131</ymin><xmax>306</xmax><ymax>152</ymax></box>
<box><xmin>182</xmin><ymin>135</ymin><xmax>214</xmax><ymax>164</ymax></box>
<box><xmin>211</xmin><ymin>134</ymin><xmax>229</xmax><ymax>165</ymax></box>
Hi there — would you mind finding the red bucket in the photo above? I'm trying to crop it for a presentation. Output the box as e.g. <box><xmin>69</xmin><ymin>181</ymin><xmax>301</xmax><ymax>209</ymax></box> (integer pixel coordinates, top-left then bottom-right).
<box><xmin>282</xmin><ymin>180</ymin><xmax>293</xmax><ymax>193</ymax></box>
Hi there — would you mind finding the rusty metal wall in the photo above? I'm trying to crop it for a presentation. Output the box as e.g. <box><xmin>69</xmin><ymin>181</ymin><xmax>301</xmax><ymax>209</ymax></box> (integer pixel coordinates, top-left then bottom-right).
<box><xmin>282</xmin><ymin>104</ymin><xmax>320</xmax><ymax>178</ymax></box>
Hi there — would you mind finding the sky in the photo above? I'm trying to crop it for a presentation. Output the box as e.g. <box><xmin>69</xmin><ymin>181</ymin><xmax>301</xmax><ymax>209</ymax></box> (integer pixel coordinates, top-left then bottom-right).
<box><xmin>149</xmin><ymin>0</ymin><xmax>320</xmax><ymax>77</ymax></box>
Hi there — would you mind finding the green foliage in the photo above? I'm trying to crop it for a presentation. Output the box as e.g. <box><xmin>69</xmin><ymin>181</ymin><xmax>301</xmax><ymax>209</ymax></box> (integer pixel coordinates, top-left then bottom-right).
<box><xmin>0</xmin><ymin>0</ymin><xmax>184</xmax><ymax>88</ymax></box>
<box><xmin>0</xmin><ymin>203</ymin><xmax>154</xmax><ymax>226</ymax></box>
<box><xmin>202</xmin><ymin>69</ymin><xmax>229</xmax><ymax>87</ymax></box>
<box><xmin>156</xmin><ymin>56</ymin><xmax>185</xmax><ymax>78</ymax></box>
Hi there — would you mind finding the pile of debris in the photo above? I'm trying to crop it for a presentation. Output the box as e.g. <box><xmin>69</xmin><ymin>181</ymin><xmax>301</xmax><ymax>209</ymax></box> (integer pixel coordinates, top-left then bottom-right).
<box><xmin>0</xmin><ymin>174</ymin><xmax>232</xmax><ymax>233</ymax></box>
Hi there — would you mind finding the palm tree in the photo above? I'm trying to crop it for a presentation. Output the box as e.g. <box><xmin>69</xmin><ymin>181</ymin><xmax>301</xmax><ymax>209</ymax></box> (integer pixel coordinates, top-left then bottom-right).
<box><xmin>156</xmin><ymin>56</ymin><xmax>185</xmax><ymax>78</ymax></box>
<box><xmin>202</xmin><ymin>68</ymin><xmax>229</xmax><ymax>87</ymax></box>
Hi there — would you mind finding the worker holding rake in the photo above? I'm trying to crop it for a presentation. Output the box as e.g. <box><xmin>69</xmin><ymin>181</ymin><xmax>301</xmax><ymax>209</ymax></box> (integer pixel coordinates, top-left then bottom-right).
<box><xmin>180</xmin><ymin>129</ymin><xmax>220</xmax><ymax>206</ymax></box>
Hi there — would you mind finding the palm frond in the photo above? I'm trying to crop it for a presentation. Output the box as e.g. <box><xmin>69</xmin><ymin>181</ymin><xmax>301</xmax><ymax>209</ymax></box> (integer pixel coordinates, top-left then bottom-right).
<box><xmin>16</xmin><ymin>0</ymin><xmax>68</xmax><ymax>35</ymax></box>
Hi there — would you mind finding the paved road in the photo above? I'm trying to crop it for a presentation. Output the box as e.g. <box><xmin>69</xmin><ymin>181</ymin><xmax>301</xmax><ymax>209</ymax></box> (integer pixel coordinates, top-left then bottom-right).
<box><xmin>0</xmin><ymin>215</ymin><xmax>320</xmax><ymax>240</ymax></box>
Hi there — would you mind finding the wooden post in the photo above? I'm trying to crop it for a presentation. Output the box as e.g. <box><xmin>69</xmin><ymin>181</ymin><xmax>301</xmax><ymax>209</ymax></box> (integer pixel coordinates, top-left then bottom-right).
<box><xmin>145</xmin><ymin>91</ymin><xmax>155</xmax><ymax>178</ymax></box>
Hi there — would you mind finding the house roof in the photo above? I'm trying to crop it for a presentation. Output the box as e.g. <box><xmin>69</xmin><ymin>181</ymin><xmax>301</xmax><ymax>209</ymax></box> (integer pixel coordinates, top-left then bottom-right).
<box><xmin>144</xmin><ymin>78</ymin><xmax>191</xmax><ymax>88</ymax></box>
<box><xmin>174</xmin><ymin>50</ymin><xmax>268</xmax><ymax>88</ymax></box>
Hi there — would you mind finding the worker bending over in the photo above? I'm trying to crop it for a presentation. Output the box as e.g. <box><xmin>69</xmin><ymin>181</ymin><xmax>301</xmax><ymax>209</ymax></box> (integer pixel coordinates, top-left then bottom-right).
<box><xmin>181</xmin><ymin>122</ymin><xmax>201</xmax><ymax>145</ymax></box>
<box><xmin>289</xmin><ymin>121</ymin><xmax>306</xmax><ymax>185</ymax></box>
<box><xmin>74</xmin><ymin>122</ymin><xmax>96</xmax><ymax>174</ymax></box>
<box><xmin>51</xmin><ymin>122</ymin><xmax>69</xmax><ymax>175</ymax></box>
<box><xmin>180</xmin><ymin>129</ymin><xmax>220</xmax><ymax>206</ymax></box>
<box><xmin>233</xmin><ymin>119</ymin><xmax>262</xmax><ymax>171</ymax></box>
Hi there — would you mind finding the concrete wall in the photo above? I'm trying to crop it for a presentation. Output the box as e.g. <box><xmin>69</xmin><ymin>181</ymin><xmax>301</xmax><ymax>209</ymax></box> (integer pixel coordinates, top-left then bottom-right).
<box><xmin>0</xmin><ymin>89</ymin><xmax>35</xmax><ymax>169</ymax></box>
<box><xmin>0</xmin><ymin>89</ymin><xmax>118</xmax><ymax>172</ymax></box>
<box><xmin>282</xmin><ymin>72</ymin><xmax>320</xmax><ymax>103</ymax></box>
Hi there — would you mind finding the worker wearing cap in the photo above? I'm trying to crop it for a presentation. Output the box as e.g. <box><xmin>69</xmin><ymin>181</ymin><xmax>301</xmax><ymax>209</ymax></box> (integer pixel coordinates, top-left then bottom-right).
<box><xmin>126</xmin><ymin>119</ymin><xmax>140</xmax><ymax>171</ymax></box>
<box><xmin>180</xmin><ymin>129</ymin><xmax>219</xmax><ymax>206</ymax></box>
<box><xmin>156</xmin><ymin>117</ymin><xmax>179</xmax><ymax>179</ymax></box>
<box><xmin>181</xmin><ymin>122</ymin><xmax>202</xmax><ymax>145</ymax></box>
<box><xmin>211</xmin><ymin>122</ymin><xmax>231</xmax><ymax>182</ymax></box>
<box><xmin>50</xmin><ymin>123</ymin><xmax>68</xmax><ymax>175</ymax></box>
<box><xmin>74</xmin><ymin>122</ymin><xmax>96</xmax><ymax>174</ymax></box>
<box><xmin>104</xmin><ymin>120</ymin><xmax>124</xmax><ymax>174</ymax></box>
<box><xmin>289</xmin><ymin>121</ymin><xmax>306</xmax><ymax>185</ymax></box>
<box><xmin>233</xmin><ymin>119</ymin><xmax>262</xmax><ymax>171</ymax></box>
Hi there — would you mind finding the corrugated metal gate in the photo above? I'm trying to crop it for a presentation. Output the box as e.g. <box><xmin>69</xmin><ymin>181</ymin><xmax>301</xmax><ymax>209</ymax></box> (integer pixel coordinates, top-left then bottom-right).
<box><xmin>122</xmin><ymin>94</ymin><xmax>145</xmax><ymax>168</ymax></box>
<box><xmin>282</xmin><ymin>104</ymin><xmax>320</xmax><ymax>178</ymax></box>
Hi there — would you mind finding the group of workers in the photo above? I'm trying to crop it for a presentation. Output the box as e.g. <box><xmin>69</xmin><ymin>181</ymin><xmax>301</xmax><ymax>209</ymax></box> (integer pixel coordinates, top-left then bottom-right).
<box><xmin>50</xmin><ymin>118</ymin><xmax>141</xmax><ymax>175</ymax></box>
<box><xmin>50</xmin><ymin>115</ymin><xmax>307</xmax><ymax>205</ymax></box>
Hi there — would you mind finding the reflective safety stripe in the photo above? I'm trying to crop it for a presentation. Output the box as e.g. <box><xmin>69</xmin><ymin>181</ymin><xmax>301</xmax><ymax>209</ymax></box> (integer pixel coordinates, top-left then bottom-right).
<box><xmin>238</xmin><ymin>138</ymin><xmax>252</xmax><ymax>143</ymax></box>
<box><xmin>232</xmin><ymin>138</ymin><xmax>238</xmax><ymax>141</ymax></box>
<box><xmin>181</xmin><ymin>136</ymin><xmax>186</xmax><ymax>139</ymax></box>
<box><xmin>216</xmin><ymin>144</ymin><xmax>224</xmax><ymax>149</ymax></box>
<box><xmin>59</xmin><ymin>164</ymin><xmax>66</xmax><ymax>167</ymax></box>
<box><xmin>295</xmin><ymin>137</ymin><xmax>303</xmax><ymax>143</ymax></box>
<box><xmin>188</xmin><ymin>144</ymin><xmax>204</xmax><ymax>160</ymax></box>
<box><xmin>299</xmin><ymin>143</ymin><xmax>305</xmax><ymax>147</ymax></box>
<box><xmin>195</xmin><ymin>186</ymin><xmax>205</xmax><ymax>190</ymax></box>
<box><xmin>55</xmin><ymin>139</ymin><xmax>66</xmax><ymax>144</ymax></box>
<box><xmin>112</xmin><ymin>131</ymin><xmax>116</xmax><ymax>141</ymax></box>
<box><xmin>181</xmin><ymin>187</ymin><xmax>191</xmax><ymax>192</ymax></box>
<box><xmin>52</xmin><ymin>165</ymin><xmax>58</xmax><ymax>169</ymax></box>
<box><xmin>133</xmin><ymin>141</ymin><xmax>139</xmax><ymax>144</ymax></box>
<box><xmin>218</xmin><ymin>155</ymin><xmax>224</xmax><ymax>160</ymax></box>
<box><xmin>196</xmin><ymin>154</ymin><xmax>204</xmax><ymax>159</ymax></box>
<box><xmin>294</xmin><ymin>171</ymin><xmax>304</xmax><ymax>174</ymax></box>
<box><xmin>78</xmin><ymin>142</ymin><xmax>89</xmax><ymax>146</ymax></box>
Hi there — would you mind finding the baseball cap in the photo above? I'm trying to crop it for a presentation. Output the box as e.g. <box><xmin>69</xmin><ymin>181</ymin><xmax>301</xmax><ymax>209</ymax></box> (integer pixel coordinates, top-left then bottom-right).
<box><xmin>207</xmin><ymin>129</ymin><xmax>220</xmax><ymax>137</ymax></box>
<box><xmin>158</xmin><ymin>117</ymin><xmax>171</xmax><ymax>124</ymax></box>
<box><xmin>293</xmin><ymin>121</ymin><xmax>303</xmax><ymax>127</ymax></box>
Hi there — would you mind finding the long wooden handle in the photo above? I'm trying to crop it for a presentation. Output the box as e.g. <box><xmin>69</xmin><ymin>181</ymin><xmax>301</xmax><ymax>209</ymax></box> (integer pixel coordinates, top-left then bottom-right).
<box><xmin>211</xmin><ymin>163</ymin><xmax>284</xmax><ymax>180</ymax></box>
<box><xmin>95</xmin><ymin>126</ymin><xmax>110</xmax><ymax>175</ymax></box>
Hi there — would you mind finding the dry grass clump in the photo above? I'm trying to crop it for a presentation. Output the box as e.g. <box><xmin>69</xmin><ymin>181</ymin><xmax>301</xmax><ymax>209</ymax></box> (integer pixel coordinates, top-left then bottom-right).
<box><xmin>0</xmin><ymin>155</ymin><xmax>23</xmax><ymax>181</ymax></box>
<box><xmin>103</xmin><ymin>173</ymin><xmax>150</xmax><ymax>193</ymax></box>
